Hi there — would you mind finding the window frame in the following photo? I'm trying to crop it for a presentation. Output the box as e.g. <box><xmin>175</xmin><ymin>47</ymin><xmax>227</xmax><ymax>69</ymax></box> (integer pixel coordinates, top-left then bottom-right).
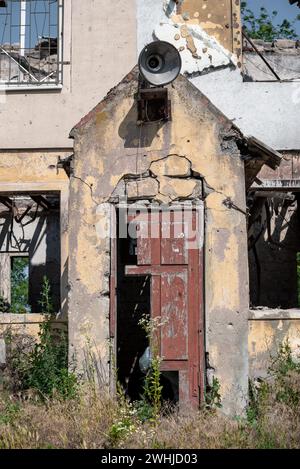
<box><xmin>0</xmin><ymin>0</ymin><xmax>64</xmax><ymax>89</ymax></box>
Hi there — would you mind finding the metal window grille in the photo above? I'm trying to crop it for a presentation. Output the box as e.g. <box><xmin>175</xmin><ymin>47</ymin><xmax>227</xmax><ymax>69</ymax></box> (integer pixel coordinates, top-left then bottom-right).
<box><xmin>0</xmin><ymin>0</ymin><xmax>63</xmax><ymax>86</ymax></box>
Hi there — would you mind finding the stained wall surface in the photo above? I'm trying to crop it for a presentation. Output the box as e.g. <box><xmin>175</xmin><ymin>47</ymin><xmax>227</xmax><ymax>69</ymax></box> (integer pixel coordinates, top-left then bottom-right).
<box><xmin>249</xmin><ymin>310</ymin><xmax>300</xmax><ymax>379</ymax></box>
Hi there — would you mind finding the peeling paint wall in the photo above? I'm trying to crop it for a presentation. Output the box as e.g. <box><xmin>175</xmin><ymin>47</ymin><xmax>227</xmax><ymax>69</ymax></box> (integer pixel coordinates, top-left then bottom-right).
<box><xmin>137</xmin><ymin>0</ymin><xmax>300</xmax><ymax>150</ymax></box>
<box><xmin>173</xmin><ymin>0</ymin><xmax>241</xmax><ymax>57</ymax></box>
<box><xmin>139</xmin><ymin>0</ymin><xmax>240</xmax><ymax>76</ymax></box>
<box><xmin>69</xmin><ymin>68</ymin><xmax>249</xmax><ymax>415</ymax></box>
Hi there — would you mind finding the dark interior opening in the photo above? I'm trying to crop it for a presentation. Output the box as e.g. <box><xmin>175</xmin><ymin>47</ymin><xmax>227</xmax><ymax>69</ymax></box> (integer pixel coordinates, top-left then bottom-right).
<box><xmin>116</xmin><ymin>213</ymin><xmax>179</xmax><ymax>405</ymax></box>
<box><xmin>249</xmin><ymin>193</ymin><xmax>300</xmax><ymax>309</ymax></box>
<box><xmin>0</xmin><ymin>192</ymin><xmax>61</xmax><ymax>314</ymax></box>
<box><xmin>160</xmin><ymin>371</ymin><xmax>179</xmax><ymax>404</ymax></box>
<box><xmin>116</xmin><ymin>228</ymin><xmax>151</xmax><ymax>401</ymax></box>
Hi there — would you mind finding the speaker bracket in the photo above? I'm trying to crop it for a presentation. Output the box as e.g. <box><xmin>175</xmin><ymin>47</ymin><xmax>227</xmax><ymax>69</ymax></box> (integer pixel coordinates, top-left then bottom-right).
<box><xmin>137</xmin><ymin>85</ymin><xmax>171</xmax><ymax>124</ymax></box>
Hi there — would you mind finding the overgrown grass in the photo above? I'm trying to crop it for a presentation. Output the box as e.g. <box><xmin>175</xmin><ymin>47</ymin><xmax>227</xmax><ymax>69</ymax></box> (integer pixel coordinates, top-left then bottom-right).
<box><xmin>1</xmin><ymin>340</ymin><xmax>300</xmax><ymax>448</ymax></box>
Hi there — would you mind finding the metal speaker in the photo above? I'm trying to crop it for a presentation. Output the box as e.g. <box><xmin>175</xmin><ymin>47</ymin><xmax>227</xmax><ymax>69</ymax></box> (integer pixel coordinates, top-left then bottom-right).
<box><xmin>138</xmin><ymin>41</ymin><xmax>182</xmax><ymax>87</ymax></box>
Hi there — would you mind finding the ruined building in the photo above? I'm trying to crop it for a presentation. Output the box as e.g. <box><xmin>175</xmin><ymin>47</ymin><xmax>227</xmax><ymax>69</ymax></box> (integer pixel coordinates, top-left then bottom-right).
<box><xmin>0</xmin><ymin>1</ymin><xmax>300</xmax><ymax>416</ymax></box>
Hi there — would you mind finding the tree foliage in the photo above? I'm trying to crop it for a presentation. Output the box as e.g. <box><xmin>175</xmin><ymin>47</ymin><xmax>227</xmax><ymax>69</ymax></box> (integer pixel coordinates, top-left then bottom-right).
<box><xmin>241</xmin><ymin>1</ymin><xmax>300</xmax><ymax>41</ymax></box>
<box><xmin>11</xmin><ymin>257</ymin><xmax>30</xmax><ymax>314</ymax></box>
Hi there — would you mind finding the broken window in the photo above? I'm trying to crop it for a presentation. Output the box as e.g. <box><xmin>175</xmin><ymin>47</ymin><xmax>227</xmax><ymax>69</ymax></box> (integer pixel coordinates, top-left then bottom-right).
<box><xmin>0</xmin><ymin>193</ymin><xmax>61</xmax><ymax>313</ymax></box>
<box><xmin>241</xmin><ymin>1</ymin><xmax>300</xmax><ymax>81</ymax></box>
<box><xmin>249</xmin><ymin>192</ymin><xmax>300</xmax><ymax>309</ymax></box>
<box><xmin>0</xmin><ymin>0</ymin><xmax>63</xmax><ymax>86</ymax></box>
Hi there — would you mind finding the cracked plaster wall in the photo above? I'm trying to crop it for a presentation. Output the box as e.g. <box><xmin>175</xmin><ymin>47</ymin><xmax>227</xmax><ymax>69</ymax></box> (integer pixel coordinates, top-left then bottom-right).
<box><xmin>69</xmin><ymin>69</ymin><xmax>249</xmax><ymax>415</ymax></box>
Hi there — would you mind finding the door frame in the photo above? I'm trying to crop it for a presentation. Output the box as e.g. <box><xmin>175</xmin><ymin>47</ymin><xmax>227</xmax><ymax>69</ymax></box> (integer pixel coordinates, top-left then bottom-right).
<box><xmin>109</xmin><ymin>201</ymin><xmax>205</xmax><ymax>405</ymax></box>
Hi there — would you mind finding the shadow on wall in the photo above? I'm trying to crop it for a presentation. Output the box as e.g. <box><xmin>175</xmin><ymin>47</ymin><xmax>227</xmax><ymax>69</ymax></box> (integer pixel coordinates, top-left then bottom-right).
<box><xmin>118</xmin><ymin>102</ymin><xmax>165</xmax><ymax>148</ymax></box>
<box><xmin>29</xmin><ymin>213</ymin><xmax>61</xmax><ymax>313</ymax></box>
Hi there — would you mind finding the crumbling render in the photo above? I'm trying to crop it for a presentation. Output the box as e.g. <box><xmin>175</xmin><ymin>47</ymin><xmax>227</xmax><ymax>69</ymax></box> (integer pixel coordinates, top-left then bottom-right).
<box><xmin>156</xmin><ymin>0</ymin><xmax>235</xmax><ymax>75</ymax></box>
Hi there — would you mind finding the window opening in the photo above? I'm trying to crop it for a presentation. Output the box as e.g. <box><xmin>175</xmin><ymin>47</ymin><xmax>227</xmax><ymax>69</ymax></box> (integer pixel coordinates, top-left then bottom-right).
<box><xmin>0</xmin><ymin>0</ymin><xmax>63</xmax><ymax>86</ymax></box>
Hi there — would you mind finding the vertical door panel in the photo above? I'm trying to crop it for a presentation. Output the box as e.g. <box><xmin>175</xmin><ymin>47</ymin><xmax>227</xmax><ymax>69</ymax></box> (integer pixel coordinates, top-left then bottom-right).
<box><xmin>160</xmin><ymin>271</ymin><xmax>188</xmax><ymax>360</ymax></box>
<box><xmin>161</xmin><ymin>221</ymin><xmax>188</xmax><ymax>265</ymax></box>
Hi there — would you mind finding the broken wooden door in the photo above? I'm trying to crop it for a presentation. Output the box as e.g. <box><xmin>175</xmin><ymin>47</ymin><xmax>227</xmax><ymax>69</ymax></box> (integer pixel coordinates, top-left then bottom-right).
<box><xmin>124</xmin><ymin>205</ymin><xmax>204</xmax><ymax>406</ymax></box>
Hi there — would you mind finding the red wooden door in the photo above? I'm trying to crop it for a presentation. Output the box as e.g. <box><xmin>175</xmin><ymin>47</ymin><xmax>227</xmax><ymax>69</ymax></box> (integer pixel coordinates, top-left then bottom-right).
<box><xmin>125</xmin><ymin>206</ymin><xmax>204</xmax><ymax>406</ymax></box>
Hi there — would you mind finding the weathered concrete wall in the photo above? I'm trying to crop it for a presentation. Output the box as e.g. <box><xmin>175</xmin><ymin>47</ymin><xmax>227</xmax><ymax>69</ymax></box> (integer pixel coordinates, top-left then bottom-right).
<box><xmin>0</xmin><ymin>313</ymin><xmax>64</xmax><ymax>339</ymax></box>
<box><xmin>69</xmin><ymin>68</ymin><xmax>249</xmax><ymax>415</ymax></box>
<box><xmin>0</xmin><ymin>0</ymin><xmax>137</xmax><ymax>149</ymax></box>
<box><xmin>249</xmin><ymin>310</ymin><xmax>300</xmax><ymax>379</ymax></box>
<box><xmin>0</xmin><ymin>150</ymin><xmax>70</xmax><ymax>317</ymax></box>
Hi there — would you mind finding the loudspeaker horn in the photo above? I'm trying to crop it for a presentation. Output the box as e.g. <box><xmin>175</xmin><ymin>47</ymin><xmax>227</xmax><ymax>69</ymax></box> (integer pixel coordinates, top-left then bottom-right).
<box><xmin>138</xmin><ymin>41</ymin><xmax>182</xmax><ymax>86</ymax></box>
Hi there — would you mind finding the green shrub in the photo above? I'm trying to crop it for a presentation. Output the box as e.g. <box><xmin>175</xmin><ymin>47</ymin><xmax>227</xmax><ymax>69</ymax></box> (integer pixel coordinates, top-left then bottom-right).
<box><xmin>0</xmin><ymin>401</ymin><xmax>20</xmax><ymax>425</ymax></box>
<box><xmin>206</xmin><ymin>377</ymin><xmax>222</xmax><ymax>410</ymax></box>
<box><xmin>22</xmin><ymin>320</ymin><xmax>77</xmax><ymax>399</ymax></box>
<box><xmin>269</xmin><ymin>341</ymin><xmax>300</xmax><ymax>408</ymax></box>
<box><xmin>138</xmin><ymin>315</ymin><xmax>164</xmax><ymax>421</ymax></box>
<box><xmin>7</xmin><ymin>277</ymin><xmax>78</xmax><ymax>400</ymax></box>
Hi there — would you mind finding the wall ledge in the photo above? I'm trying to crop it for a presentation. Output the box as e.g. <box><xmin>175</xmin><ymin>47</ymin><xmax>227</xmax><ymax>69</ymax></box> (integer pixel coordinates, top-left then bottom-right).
<box><xmin>0</xmin><ymin>313</ymin><xmax>66</xmax><ymax>325</ymax></box>
<box><xmin>249</xmin><ymin>308</ymin><xmax>300</xmax><ymax>321</ymax></box>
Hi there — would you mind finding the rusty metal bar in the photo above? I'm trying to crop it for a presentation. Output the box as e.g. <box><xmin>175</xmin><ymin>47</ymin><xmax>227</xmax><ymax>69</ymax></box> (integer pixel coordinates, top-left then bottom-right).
<box><xmin>0</xmin><ymin>195</ymin><xmax>13</xmax><ymax>210</ymax></box>
<box><xmin>30</xmin><ymin>195</ymin><xmax>53</xmax><ymax>210</ymax></box>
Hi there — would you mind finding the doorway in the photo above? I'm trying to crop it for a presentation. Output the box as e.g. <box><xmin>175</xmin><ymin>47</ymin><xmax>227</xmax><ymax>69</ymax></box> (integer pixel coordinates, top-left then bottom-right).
<box><xmin>111</xmin><ymin>204</ymin><xmax>205</xmax><ymax>407</ymax></box>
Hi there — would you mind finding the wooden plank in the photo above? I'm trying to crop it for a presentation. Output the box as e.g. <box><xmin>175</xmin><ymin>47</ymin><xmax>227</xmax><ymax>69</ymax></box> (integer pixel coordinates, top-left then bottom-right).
<box><xmin>160</xmin><ymin>271</ymin><xmax>188</xmax><ymax>361</ymax></box>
